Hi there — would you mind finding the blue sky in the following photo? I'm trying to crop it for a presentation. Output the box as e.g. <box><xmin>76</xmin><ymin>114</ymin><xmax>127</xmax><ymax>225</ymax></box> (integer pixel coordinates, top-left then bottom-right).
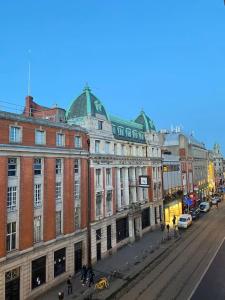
<box><xmin>0</xmin><ymin>1</ymin><xmax>225</xmax><ymax>153</ymax></box>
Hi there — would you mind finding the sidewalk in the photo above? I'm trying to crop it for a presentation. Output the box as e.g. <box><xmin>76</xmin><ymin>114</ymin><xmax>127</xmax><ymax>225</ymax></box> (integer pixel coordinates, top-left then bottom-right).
<box><xmin>35</xmin><ymin>227</ymin><xmax>177</xmax><ymax>300</ymax></box>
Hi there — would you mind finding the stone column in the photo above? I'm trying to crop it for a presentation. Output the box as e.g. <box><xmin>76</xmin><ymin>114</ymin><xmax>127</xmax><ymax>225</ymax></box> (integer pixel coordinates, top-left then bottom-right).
<box><xmin>128</xmin><ymin>215</ymin><xmax>135</xmax><ymax>243</ymax></box>
<box><xmin>116</xmin><ymin>168</ymin><xmax>122</xmax><ymax>210</ymax></box>
<box><xmin>123</xmin><ymin>167</ymin><xmax>129</xmax><ymax>206</ymax></box>
<box><xmin>136</xmin><ymin>167</ymin><xmax>143</xmax><ymax>202</ymax></box>
<box><xmin>130</xmin><ymin>167</ymin><xmax>137</xmax><ymax>203</ymax></box>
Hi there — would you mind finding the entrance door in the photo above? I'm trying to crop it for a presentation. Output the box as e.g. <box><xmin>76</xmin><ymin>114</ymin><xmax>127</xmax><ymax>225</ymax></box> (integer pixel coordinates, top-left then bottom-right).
<box><xmin>5</xmin><ymin>268</ymin><xmax>20</xmax><ymax>300</ymax></box>
<box><xmin>96</xmin><ymin>243</ymin><xmax>101</xmax><ymax>261</ymax></box>
<box><xmin>134</xmin><ymin>218</ymin><xmax>140</xmax><ymax>240</ymax></box>
<box><xmin>154</xmin><ymin>207</ymin><xmax>158</xmax><ymax>224</ymax></box>
<box><xmin>74</xmin><ymin>242</ymin><xmax>82</xmax><ymax>273</ymax></box>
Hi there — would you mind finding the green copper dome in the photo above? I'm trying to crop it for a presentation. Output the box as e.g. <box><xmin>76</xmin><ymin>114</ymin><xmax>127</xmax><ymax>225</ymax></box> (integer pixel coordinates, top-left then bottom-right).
<box><xmin>135</xmin><ymin>110</ymin><xmax>156</xmax><ymax>131</ymax></box>
<box><xmin>66</xmin><ymin>85</ymin><xmax>109</xmax><ymax>120</ymax></box>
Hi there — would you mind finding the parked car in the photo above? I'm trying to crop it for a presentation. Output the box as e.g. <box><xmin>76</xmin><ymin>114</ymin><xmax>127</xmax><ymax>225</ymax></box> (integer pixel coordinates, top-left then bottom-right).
<box><xmin>190</xmin><ymin>208</ymin><xmax>200</xmax><ymax>220</ymax></box>
<box><xmin>199</xmin><ymin>202</ymin><xmax>210</xmax><ymax>212</ymax></box>
<box><xmin>177</xmin><ymin>214</ymin><xmax>192</xmax><ymax>229</ymax></box>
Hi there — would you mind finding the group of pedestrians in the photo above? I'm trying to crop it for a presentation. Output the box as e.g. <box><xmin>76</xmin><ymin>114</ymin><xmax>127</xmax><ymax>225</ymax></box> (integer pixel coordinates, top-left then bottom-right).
<box><xmin>57</xmin><ymin>266</ymin><xmax>95</xmax><ymax>299</ymax></box>
<box><xmin>81</xmin><ymin>265</ymin><xmax>95</xmax><ymax>287</ymax></box>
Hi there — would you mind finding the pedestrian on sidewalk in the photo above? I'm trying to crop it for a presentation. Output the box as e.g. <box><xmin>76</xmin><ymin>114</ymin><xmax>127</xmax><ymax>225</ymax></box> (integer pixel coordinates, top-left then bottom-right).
<box><xmin>172</xmin><ymin>215</ymin><xmax>176</xmax><ymax>228</ymax></box>
<box><xmin>67</xmin><ymin>275</ymin><xmax>73</xmax><ymax>295</ymax></box>
<box><xmin>87</xmin><ymin>267</ymin><xmax>95</xmax><ymax>287</ymax></box>
<box><xmin>160</xmin><ymin>222</ymin><xmax>165</xmax><ymax>232</ymax></box>
<box><xmin>166</xmin><ymin>223</ymin><xmax>170</xmax><ymax>233</ymax></box>
<box><xmin>81</xmin><ymin>265</ymin><xmax>87</xmax><ymax>285</ymax></box>
<box><xmin>58</xmin><ymin>291</ymin><xmax>64</xmax><ymax>300</ymax></box>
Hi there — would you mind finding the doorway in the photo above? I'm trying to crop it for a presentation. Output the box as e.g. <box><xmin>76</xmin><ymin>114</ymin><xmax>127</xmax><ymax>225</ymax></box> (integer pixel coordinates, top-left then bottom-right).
<box><xmin>74</xmin><ymin>242</ymin><xmax>82</xmax><ymax>273</ymax></box>
<box><xmin>5</xmin><ymin>268</ymin><xmax>20</xmax><ymax>300</ymax></box>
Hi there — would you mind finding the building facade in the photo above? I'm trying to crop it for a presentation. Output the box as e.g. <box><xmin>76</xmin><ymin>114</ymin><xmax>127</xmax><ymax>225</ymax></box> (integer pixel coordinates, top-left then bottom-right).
<box><xmin>162</xmin><ymin>129</ymin><xmax>208</xmax><ymax>198</ymax></box>
<box><xmin>0</xmin><ymin>110</ymin><xmax>89</xmax><ymax>300</ymax></box>
<box><xmin>66</xmin><ymin>86</ymin><xmax>164</xmax><ymax>264</ymax></box>
<box><xmin>212</xmin><ymin>143</ymin><xmax>224</xmax><ymax>187</ymax></box>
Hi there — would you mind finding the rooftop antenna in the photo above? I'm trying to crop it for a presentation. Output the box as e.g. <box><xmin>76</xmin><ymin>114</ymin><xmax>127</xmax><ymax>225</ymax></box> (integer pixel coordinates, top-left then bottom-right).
<box><xmin>27</xmin><ymin>49</ymin><xmax>31</xmax><ymax>96</ymax></box>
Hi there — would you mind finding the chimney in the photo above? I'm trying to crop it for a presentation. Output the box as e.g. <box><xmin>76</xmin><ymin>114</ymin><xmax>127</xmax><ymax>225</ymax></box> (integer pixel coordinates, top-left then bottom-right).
<box><xmin>24</xmin><ymin>95</ymin><xmax>34</xmax><ymax>117</ymax></box>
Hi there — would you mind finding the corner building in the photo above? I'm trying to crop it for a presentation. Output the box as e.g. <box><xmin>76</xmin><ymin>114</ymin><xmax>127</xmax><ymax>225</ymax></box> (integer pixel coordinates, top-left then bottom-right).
<box><xmin>0</xmin><ymin>110</ymin><xmax>89</xmax><ymax>299</ymax></box>
<box><xmin>67</xmin><ymin>86</ymin><xmax>163</xmax><ymax>264</ymax></box>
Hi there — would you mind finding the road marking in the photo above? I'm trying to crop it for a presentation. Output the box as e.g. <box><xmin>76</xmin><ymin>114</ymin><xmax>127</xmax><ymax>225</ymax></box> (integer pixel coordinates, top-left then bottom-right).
<box><xmin>187</xmin><ymin>235</ymin><xmax>225</xmax><ymax>300</ymax></box>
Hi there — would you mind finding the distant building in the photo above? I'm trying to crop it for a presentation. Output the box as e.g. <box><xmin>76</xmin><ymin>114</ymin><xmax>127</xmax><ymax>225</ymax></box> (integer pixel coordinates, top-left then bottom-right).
<box><xmin>161</xmin><ymin>129</ymin><xmax>208</xmax><ymax>198</ymax></box>
<box><xmin>212</xmin><ymin>143</ymin><xmax>224</xmax><ymax>187</ymax></box>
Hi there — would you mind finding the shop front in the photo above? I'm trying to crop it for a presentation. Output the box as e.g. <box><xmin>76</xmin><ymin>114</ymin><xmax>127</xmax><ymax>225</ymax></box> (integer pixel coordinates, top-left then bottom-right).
<box><xmin>164</xmin><ymin>199</ymin><xmax>183</xmax><ymax>225</ymax></box>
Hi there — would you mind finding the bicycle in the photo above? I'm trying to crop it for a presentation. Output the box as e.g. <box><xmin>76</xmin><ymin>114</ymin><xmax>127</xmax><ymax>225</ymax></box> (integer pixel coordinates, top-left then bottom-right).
<box><xmin>94</xmin><ymin>277</ymin><xmax>110</xmax><ymax>290</ymax></box>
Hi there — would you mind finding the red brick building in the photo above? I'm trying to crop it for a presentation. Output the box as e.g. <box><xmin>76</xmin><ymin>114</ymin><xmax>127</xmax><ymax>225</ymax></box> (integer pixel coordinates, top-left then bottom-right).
<box><xmin>0</xmin><ymin>108</ymin><xmax>89</xmax><ymax>299</ymax></box>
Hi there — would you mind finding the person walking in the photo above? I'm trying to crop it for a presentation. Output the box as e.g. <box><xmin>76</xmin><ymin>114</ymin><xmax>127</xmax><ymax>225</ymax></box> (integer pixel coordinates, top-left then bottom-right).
<box><xmin>81</xmin><ymin>265</ymin><xmax>87</xmax><ymax>285</ymax></box>
<box><xmin>67</xmin><ymin>275</ymin><xmax>73</xmax><ymax>295</ymax></box>
<box><xmin>160</xmin><ymin>222</ymin><xmax>165</xmax><ymax>232</ymax></box>
<box><xmin>58</xmin><ymin>291</ymin><xmax>64</xmax><ymax>300</ymax></box>
<box><xmin>172</xmin><ymin>215</ymin><xmax>176</xmax><ymax>228</ymax></box>
<box><xmin>88</xmin><ymin>268</ymin><xmax>95</xmax><ymax>287</ymax></box>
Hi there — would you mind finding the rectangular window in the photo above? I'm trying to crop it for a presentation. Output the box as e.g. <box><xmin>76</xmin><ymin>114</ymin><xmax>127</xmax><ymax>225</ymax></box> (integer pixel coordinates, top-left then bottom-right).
<box><xmin>112</xmin><ymin>125</ymin><xmax>117</xmax><ymax>134</ymax></box>
<box><xmin>7</xmin><ymin>186</ymin><xmax>17</xmax><ymax>212</ymax></box>
<box><xmin>6</xmin><ymin>222</ymin><xmax>16</xmax><ymax>251</ymax></box>
<box><xmin>54</xmin><ymin>248</ymin><xmax>66</xmax><ymax>277</ymax></box>
<box><xmin>32</xmin><ymin>256</ymin><xmax>46</xmax><ymax>289</ymax></box>
<box><xmin>75</xmin><ymin>207</ymin><xmax>81</xmax><ymax>229</ymax></box>
<box><xmin>116</xmin><ymin>217</ymin><xmax>129</xmax><ymax>243</ymax></box>
<box><xmin>105</xmin><ymin>142</ymin><xmax>110</xmax><ymax>154</ymax></box>
<box><xmin>98</xmin><ymin>120</ymin><xmax>103</xmax><ymax>130</ymax></box>
<box><xmin>96</xmin><ymin>169</ymin><xmax>101</xmax><ymax>187</ymax></box>
<box><xmin>35</xmin><ymin>130</ymin><xmax>45</xmax><ymax>145</ymax></box>
<box><xmin>106</xmin><ymin>168</ymin><xmax>111</xmax><ymax>186</ymax></box>
<box><xmin>107</xmin><ymin>225</ymin><xmax>112</xmax><ymax>250</ymax></box>
<box><xmin>34</xmin><ymin>158</ymin><xmax>42</xmax><ymax>175</ymax></box>
<box><xmin>34</xmin><ymin>216</ymin><xmax>42</xmax><ymax>243</ymax></box>
<box><xmin>126</xmin><ymin>128</ymin><xmax>131</xmax><ymax>137</ymax></box>
<box><xmin>8</xmin><ymin>158</ymin><xmax>17</xmax><ymax>177</ymax></box>
<box><xmin>34</xmin><ymin>184</ymin><xmax>42</xmax><ymax>207</ymax></box>
<box><xmin>118</xmin><ymin>127</ymin><xmax>124</xmax><ymax>136</ymax></box>
<box><xmin>56</xmin><ymin>211</ymin><xmax>62</xmax><ymax>236</ymax></box>
<box><xmin>74</xmin><ymin>159</ymin><xmax>80</xmax><ymax>175</ymax></box>
<box><xmin>114</xmin><ymin>143</ymin><xmax>117</xmax><ymax>155</ymax></box>
<box><xmin>106</xmin><ymin>190</ymin><xmax>112</xmax><ymax>213</ymax></box>
<box><xmin>96</xmin><ymin>192</ymin><xmax>102</xmax><ymax>217</ymax></box>
<box><xmin>142</xmin><ymin>208</ymin><xmax>150</xmax><ymax>229</ymax></box>
<box><xmin>56</xmin><ymin>133</ymin><xmax>65</xmax><ymax>147</ymax></box>
<box><xmin>95</xmin><ymin>140</ymin><xmax>100</xmax><ymax>153</ymax></box>
<box><xmin>9</xmin><ymin>126</ymin><xmax>21</xmax><ymax>143</ymax></box>
<box><xmin>96</xmin><ymin>228</ymin><xmax>101</xmax><ymax>241</ymax></box>
<box><xmin>121</xmin><ymin>145</ymin><xmax>125</xmax><ymax>156</ymax></box>
<box><xmin>56</xmin><ymin>182</ymin><xmax>62</xmax><ymax>203</ymax></box>
<box><xmin>56</xmin><ymin>159</ymin><xmax>62</xmax><ymax>175</ymax></box>
<box><xmin>74</xmin><ymin>180</ymin><xmax>80</xmax><ymax>200</ymax></box>
<box><xmin>75</xmin><ymin>136</ymin><xmax>82</xmax><ymax>148</ymax></box>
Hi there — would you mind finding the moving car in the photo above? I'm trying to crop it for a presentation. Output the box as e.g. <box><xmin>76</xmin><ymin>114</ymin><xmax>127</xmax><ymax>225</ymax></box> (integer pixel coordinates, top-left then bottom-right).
<box><xmin>177</xmin><ymin>214</ymin><xmax>192</xmax><ymax>229</ymax></box>
<box><xmin>199</xmin><ymin>202</ymin><xmax>210</xmax><ymax>212</ymax></box>
<box><xmin>190</xmin><ymin>208</ymin><xmax>200</xmax><ymax>220</ymax></box>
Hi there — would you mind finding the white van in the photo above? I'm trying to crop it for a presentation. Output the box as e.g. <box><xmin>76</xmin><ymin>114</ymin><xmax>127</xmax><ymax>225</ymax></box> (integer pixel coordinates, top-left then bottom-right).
<box><xmin>199</xmin><ymin>201</ymin><xmax>210</xmax><ymax>212</ymax></box>
<box><xmin>177</xmin><ymin>214</ymin><xmax>192</xmax><ymax>229</ymax></box>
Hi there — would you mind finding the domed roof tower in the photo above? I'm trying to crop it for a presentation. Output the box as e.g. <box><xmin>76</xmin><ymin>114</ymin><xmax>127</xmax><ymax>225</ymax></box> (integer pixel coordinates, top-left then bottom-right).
<box><xmin>135</xmin><ymin>110</ymin><xmax>156</xmax><ymax>132</ymax></box>
<box><xmin>66</xmin><ymin>85</ymin><xmax>109</xmax><ymax>121</ymax></box>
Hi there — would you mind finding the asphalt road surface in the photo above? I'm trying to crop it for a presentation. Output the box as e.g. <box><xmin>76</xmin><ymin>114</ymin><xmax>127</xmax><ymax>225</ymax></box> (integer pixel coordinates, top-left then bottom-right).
<box><xmin>115</xmin><ymin>202</ymin><xmax>225</xmax><ymax>300</ymax></box>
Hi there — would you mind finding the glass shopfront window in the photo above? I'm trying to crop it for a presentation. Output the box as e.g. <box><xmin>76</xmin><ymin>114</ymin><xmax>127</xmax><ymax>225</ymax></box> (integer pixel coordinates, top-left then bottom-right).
<box><xmin>54</xmin><ymin>248</ymin><xmax>66</xmax><ymax>277</ymax></box>
<box><xmin>32</xmin><ymin>256</ymin><xmax>46</xmax><ymax>289</ymax></box>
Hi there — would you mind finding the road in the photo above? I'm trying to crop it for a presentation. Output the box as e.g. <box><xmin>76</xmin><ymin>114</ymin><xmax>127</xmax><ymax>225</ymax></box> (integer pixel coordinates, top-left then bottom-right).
<box><xmin>114</xmin><ymin>202</ymin><xmax>225</xmax><ymax>300</ymax></box>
